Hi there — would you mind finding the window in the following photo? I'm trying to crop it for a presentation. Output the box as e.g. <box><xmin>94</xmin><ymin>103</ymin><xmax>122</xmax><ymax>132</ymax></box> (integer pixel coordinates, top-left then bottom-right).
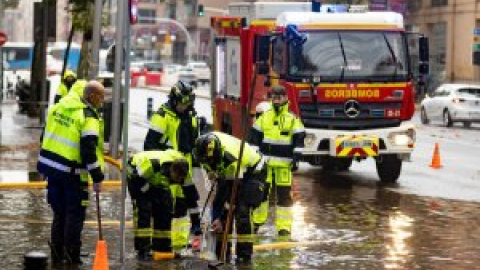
<box><xmin>168</xmin><ymin>2</ymin><xmax>177</xmax><ymax>19</ymax></box>
<box><xmin>184</xmin><ymin>0</ymin><xmax>196</xmax><ymax>17</ymax></box>
<box><xmin>138</xmin><ymin>9</ymin><xmax>156</xmax><ymax>24</ymax></box>
<box><xmin>431</xmin><ymin>0</ymin><xmax>448</xmax><ymax>7</ymax></box>
<box><xmin>272</xmin><ymin>37</ymin><xmax>284</xmax><ymax>74</ymax></box>
<box><xmin>458</xmin><ymin>88</ymin><xmax>480</xmax><ymax>97</ymax></box>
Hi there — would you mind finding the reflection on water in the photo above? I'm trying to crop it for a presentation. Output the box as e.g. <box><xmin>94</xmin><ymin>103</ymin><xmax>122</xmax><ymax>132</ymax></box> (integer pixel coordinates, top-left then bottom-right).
<box><xmin>1</xmin><ymin>171</ymin><xmax>480</xmax><ymax>269</ymax></box>
<box><xmin>384</xmin><ymin>211</ymin><xmax>413</xmax><ymax>269</ymax></box>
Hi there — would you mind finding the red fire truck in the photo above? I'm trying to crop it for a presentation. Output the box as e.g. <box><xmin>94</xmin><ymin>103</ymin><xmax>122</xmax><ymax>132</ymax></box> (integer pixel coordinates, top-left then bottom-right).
<box><xmin>209</xmin><ymin>2</ymin><xmax>429</xmax><ymax>183</ymax></box>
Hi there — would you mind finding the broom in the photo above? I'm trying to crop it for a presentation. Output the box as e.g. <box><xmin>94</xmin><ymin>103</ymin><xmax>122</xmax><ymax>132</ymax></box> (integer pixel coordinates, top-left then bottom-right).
<box><xmin>93</xmin><ymin>188</ymin><xmax>109</xmax><ymax>270</ymax></box>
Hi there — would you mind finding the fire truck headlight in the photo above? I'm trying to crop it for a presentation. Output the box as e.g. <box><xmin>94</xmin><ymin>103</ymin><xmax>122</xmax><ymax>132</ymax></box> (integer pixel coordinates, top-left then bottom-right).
<box><xmin>389</xmin><ymin>129</ymin><xmax>415</xmax><ymax>147</ymax></box>
<box><xmin>392</xmin><ymin>134</ymin><xmax>410</xmax><ymax>146</ymax></box>
<box><xmin>304</xmin><ymin>133</ymin><xmax>316</xmax><ymax>147</ymax></box>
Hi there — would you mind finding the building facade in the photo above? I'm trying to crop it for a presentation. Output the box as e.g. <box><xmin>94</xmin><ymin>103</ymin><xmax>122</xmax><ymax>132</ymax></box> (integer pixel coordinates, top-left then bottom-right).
<box><xmin>406</xmin><ymin>0</ymin><xmax>480</xmax><ymax>91</ymax></box>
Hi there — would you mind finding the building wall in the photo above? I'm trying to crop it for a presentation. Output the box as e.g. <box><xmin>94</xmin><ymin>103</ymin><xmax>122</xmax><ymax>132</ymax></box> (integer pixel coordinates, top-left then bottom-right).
<box><xmin>406</xmin><ymin>0</ymin><xmax>480</xmax><ymax>88</ymax></box>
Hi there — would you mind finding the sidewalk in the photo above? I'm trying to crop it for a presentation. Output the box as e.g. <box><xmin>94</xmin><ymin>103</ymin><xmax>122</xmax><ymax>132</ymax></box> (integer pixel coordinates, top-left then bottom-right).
<box><xmin>0</xmin><ymin>100</ymin><xmax>42</xmax><ymax>182</ymax></box>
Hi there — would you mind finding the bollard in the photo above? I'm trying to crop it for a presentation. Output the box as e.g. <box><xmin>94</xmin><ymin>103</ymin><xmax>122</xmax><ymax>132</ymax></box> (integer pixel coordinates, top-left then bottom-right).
<box><xmin>147</xmin><ymin>97</ymin><xmax>153</xmax><ymax>120</ymax></box>
<box><xmin>24</xmin><ymin>251</ymin><xmax>47</xmax><ymax>270</ymax></box>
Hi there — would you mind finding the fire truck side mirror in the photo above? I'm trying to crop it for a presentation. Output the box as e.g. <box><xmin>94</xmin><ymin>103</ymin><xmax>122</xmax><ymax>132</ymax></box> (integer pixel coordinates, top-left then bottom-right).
<box><xmin>419</xmin><ymin>36</ymin><xmax>429</xmax><ymax>63</ymax></box>
<box><xmin>418</xmin><ymin>36</ymin><xmax>429</xmax><ymax>75</ymax></box>
<box><xmin>256</xmin><ymin>35</ymin><xmax>271</xmax><ymax>75</ymax></box>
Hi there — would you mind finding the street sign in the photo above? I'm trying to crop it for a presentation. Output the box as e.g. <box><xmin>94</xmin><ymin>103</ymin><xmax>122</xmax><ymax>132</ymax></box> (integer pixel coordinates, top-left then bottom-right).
<box><xmin>129</xmin><ymin>0</ymin><xmax>139</xmax><ymax>25</ymax></box>
<box><xmin>473</xmin><ymin>44</ymin><xmax>480</xmax><ymax>51</ymax></box>
<box><xmin>474</xmin><ymin>28</ymin><xmax>480</xmax><ymax>36</ymax></box>
<box><xmin>0</xmin><ymin>32</ymin><xmax>7</xmax><ymax>47</ymax></box>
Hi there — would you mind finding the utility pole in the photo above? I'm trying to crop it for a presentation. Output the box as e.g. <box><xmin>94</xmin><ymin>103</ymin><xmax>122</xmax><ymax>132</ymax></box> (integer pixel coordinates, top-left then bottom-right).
<box><xmin>88</xmin><ymin>0</ymin><xmax>103</xmax><ymax>80</ymax></box>
<box><xmin>109</xmin><ymin>0</ymin><xmax>125</xmax><ymax>157</ymax></box>
<box><xmin>39</xmin><ymin>0</ymin><xmax>48</xmax><ymax>124</ymax></box>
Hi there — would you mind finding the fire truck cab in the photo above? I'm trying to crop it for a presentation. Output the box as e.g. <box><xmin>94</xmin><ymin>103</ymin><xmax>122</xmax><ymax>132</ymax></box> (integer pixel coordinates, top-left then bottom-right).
<box><xmin>210</xmin><ymin>2</ymin><xmax>429</xmax><ymax>183</ymax></box>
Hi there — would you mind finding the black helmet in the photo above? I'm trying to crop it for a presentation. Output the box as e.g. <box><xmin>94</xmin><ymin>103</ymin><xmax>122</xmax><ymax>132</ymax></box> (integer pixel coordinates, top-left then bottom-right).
<box><xmin>169</xmin><ymin>80</ymin><xmax>195</xmax><ymax>106</ymax></box>
<box><xmin>193</xmin><ymin>134</ymin><xmax>222</xmax><ymax>166</ymax></box>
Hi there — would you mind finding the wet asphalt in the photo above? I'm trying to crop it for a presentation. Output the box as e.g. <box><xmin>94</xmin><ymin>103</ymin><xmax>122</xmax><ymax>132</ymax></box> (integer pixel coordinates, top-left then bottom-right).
<box><xmin>0</xmin><ymin>86</ymin><xmax>480</xmax><ymax>269</ymax></box>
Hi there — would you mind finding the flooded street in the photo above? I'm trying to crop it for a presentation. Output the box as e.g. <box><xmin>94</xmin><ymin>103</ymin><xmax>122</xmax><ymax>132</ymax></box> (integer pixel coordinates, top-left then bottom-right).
<box><xmin>1</xmin><ymin>168</ymin><xmax>480</xmax><ymax>270</ymax></box>
<box><xmin>2</xmin><ymin>88</ymin><xmax>480</xmax><ymax>269</ymax></box>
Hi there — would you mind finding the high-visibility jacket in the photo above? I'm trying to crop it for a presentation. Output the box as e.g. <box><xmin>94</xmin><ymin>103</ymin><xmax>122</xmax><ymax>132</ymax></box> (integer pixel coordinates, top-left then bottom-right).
<box><xmin>202</xmin><ymin>132</ymin><xmax>264</xmax><ymax>180</ymax></box>
<box><xmin>128</xmin><ymin>150</ymin><xmax>190</xmax><ymax>188</ymax></box>
<box><xmin>70</xmin><ymin>80</ymin><xmax>87</xmax><ymax>98</ymax></box>
<box><xmin>38</xmin><ymin>91</ymin><xmax>104</xmax><ymax>183</ymax></box>
<box><xmin>56</xmin><ymin>70</ymin><xmax>77</xmax><ymax>97</ymax></box>
<box><xmin>250</xmin><ymin>102</ymin><xmax>305</xmax><ymax>167</ymax></box>
<box><xmin>144</xmin><ymin>103</ymin><xmax>199</xmax><ymax>154</ymax></box>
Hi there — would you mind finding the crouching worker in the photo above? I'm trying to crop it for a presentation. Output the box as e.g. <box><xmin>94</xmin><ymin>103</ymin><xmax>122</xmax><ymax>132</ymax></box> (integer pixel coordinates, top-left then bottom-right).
<box><xmin>126</xmin><ymin>149</ymin><xmax>190</xmax><ymax>260</ymax></box>
<box><xmin>193</xmin><ymin>132</ymin><xmax>266</xmax><ymax>264</ymax></box>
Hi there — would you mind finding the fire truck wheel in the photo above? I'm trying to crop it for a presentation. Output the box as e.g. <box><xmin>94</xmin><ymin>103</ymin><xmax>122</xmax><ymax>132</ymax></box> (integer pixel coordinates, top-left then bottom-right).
<box><xmin>376</xmin><ymin>154</ymin><xmax>402</xmax><ymax>183</ymax></box>
<box><xmin>420</xmin><ymin>107</ymin><xmax>429</xmax><ymax>125</ymax></box>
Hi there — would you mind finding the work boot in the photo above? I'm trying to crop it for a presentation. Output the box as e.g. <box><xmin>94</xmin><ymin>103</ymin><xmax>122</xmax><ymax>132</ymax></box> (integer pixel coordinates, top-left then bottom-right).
<box><xmin>65</xmin><ymin>246</ymin><xmax>83</xmax><ymax>265</ymax></box>
<box><xmin>49</xmin><ymin>243</ymin><xmax>64</xmax><ymax>265</ymax></box>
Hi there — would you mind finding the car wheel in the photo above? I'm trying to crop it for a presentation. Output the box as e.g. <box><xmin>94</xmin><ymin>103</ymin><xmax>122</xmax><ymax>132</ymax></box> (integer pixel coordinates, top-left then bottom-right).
<box><xmin>420</xmin><ymin>107</ymin><xmax>430</xmax><ymax>125</ymax></box>
<box><xmin>463</xmin><ymin>122</ymin><xmax>471</xmax><ymax>128</ymax></box>
<box><xmin>443</xmin><ymin>110</ymin><xmax>453</xmax><ymax>127</ymax></box>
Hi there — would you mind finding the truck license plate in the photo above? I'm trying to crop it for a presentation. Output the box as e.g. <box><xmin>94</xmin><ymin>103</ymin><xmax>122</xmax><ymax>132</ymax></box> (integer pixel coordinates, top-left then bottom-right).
<box><xmin>335</xmin><ymin>136</ymin><xmax>379</xmax><ymax>157</ymax></box>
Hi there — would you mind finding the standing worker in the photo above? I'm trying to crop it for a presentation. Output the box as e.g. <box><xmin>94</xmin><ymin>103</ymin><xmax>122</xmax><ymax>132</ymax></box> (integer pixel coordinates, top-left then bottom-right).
<box><xmin>193</xmin><ymin>132</ymin><xmax>266</xmax><ymax>264</ymax></box>
<box><xmin>37</xmin><ymin>81</ymin><xmax>105</xmax><ymax>265</ymax></box>
<box><xmin>126</xmin><ymin>150</ymin><xmax>190</xmax><ymax>260</ymax></box>
<box><xmin>143</xmin><ymin>81</ymin><xmax>203</xmax><ymax>249</ymax></box>
<box><xmin>250</xmin><ymin>85</ymin><xmax>305</xmax><ymax>237</ymax></box>
<box><xmin>54</xmin><ymin>70</ymin><xmax>77</xmax><ymax>103</ymax></box>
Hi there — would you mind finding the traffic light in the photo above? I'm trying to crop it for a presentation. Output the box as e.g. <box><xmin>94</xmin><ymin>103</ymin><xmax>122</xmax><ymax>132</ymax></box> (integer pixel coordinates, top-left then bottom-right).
<box><xmin>198</xmin><ymin>4</ymin><xmax>204</xmax><ymax>17</ymax></box>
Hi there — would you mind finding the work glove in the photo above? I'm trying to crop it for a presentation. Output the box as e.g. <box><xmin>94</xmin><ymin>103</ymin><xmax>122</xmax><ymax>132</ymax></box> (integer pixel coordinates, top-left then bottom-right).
<box><xmin>140</xmin><ymin>182</ymin><xmax>150</xmax><ymax>193</ymax></box>
<box><xmin>190</xmin><ymin>212</ymin><xmax>203</xmax><ymax>236</ymax></box>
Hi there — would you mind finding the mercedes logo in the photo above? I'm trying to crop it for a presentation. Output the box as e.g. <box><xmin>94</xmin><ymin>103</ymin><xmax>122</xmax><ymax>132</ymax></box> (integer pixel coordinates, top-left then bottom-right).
<box><xmin>344</xmin><ymin>100</ymin><xmax>360</xmax><ymax>118</ymax></box>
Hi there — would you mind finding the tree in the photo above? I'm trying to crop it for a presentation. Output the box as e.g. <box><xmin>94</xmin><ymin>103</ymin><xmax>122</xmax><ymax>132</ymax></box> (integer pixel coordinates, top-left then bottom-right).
<box><xmin>68</xmin><ymin>0</ymin><xmax>96</xmax><ymax>79</ymax></box>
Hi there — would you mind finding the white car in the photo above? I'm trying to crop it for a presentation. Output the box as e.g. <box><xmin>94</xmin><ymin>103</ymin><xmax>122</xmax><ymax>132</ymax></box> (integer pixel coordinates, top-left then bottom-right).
<box><xmin>186</xmin><ymin>62</ymin><xmax>211</xmax><ymax>83</ymax></box>
<box><xmin>420</xmin><ymin>84</ymin><xmax>480</xmax><ymax>128</ymax></box>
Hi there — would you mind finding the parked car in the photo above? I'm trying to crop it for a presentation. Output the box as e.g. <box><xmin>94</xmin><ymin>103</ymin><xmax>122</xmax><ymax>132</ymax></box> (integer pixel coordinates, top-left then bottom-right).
<box><xmin>178</xmin><ymin>67</ymin><xmax>197</xmax><ymax>88</ymax></box>
<box><xmin>186</xmin><ymin>62</ymin><xmax>211</xmax><ymax>83</ymax></box>
<box><xmin>420</xmin><ymin>84</ymin><xmax>480</xmax><ymax>128</ymax></box>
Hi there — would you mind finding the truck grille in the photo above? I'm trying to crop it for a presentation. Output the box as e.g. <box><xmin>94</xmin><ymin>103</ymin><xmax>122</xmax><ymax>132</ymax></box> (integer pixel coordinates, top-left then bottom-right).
<box><xmin>299</xmin><ymin>102</ymin><xmax>402</xmax><ymax>130</ymax></box>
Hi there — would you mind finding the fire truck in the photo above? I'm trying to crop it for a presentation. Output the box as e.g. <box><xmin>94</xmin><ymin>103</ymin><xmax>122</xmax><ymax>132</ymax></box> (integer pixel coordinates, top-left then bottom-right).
<box><xmin>209</xmin><ymin>2</ymin><xmax>429</xmax><ymax>183</ymax></box>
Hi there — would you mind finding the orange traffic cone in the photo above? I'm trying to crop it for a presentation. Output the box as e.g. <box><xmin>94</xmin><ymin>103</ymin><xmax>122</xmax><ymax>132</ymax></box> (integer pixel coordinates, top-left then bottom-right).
<box><xmin>429</xmin><ymin>143</ymin><xmax>442</xmax><ymax>169</ymax></box>
<box><xmin>93</xmin><ymin>240</ymin><xmax>109</xmax><ymax>270</ymax></box>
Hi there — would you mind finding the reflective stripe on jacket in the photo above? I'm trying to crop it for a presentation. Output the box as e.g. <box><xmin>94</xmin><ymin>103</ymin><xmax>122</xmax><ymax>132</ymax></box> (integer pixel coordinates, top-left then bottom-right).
<box><xmin>203</xmin><ymin>132</ymin><xmax>262</xmax><ymax>179</ymax></box>
<box><xmin>250</xmin><ymin>102</ymin><xmax>305</xmax><ymax>167</ymax></box>
<box><xmin>38</xmin><ymin>91</ymin><xmax>104</xmax><ymax>182</ymax></box>
<box><xmin>130</xmin><ymin>149</ymin><xmax>189</xmax><ymax>188</ymax></box>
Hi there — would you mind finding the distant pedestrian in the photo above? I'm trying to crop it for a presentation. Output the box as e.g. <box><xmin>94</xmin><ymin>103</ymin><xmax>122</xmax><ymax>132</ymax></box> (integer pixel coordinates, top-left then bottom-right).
<box><xmin>54</xmin><ymin>70</ymin><xmax>77</xmax><ymax>104</ymax></box>
<box><xmin>37</xmin><ymin>81</ymin><xmax>105</xmax><ymax>265</ymax></box>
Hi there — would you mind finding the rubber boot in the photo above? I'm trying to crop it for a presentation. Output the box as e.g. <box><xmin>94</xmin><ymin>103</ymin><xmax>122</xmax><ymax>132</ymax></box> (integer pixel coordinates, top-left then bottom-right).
<box><xmin>49</xmin><ymin>243</ymin><xmax>64</xmax><ymax>265</ymax></box>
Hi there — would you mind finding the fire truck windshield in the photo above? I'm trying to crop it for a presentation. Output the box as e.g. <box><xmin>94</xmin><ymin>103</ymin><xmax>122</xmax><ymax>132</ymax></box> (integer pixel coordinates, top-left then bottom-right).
<box><xmin>288</xmin><ymin>31</ymin><xmax>410</xmax><ymax>82</ymax></box>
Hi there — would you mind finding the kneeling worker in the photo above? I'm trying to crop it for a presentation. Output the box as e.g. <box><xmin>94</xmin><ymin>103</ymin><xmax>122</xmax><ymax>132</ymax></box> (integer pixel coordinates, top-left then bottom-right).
<box><xmin>126</xmin><ymin>149</ymin><xmax>190</xmax><ymax>260</ymax></box>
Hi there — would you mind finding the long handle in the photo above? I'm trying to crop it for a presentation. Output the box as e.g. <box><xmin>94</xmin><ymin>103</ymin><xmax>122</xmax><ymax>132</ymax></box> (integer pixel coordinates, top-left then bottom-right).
<box><xmin>220</xmin><ymin>65</ymin><xmax>259</xmax><ymax>261</ymax></box>
<box><xmin>96</xmin><ymin>190</ymin><xmax>103</xmax><ymax>240</ymax></box>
